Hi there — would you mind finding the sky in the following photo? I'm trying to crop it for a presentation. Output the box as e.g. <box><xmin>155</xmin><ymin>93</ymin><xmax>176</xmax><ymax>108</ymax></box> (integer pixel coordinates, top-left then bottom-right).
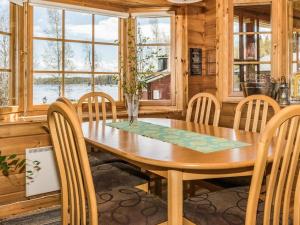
<box><xmin>0</xmin><ymin>0</ymin><xmax>9</xmax><ymax>32</ymax></box>
<box><xmin>32</xmin><ymin>6</ymin><xmax>171</xmax><ymax>75</ymax></box>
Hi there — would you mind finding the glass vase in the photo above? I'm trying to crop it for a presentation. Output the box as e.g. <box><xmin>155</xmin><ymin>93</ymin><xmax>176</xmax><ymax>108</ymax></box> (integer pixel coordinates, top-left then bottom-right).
<box><xmin>125</xmin><ymin>94</ymin><xmax>139</xmax><ymax>124</ymax></box>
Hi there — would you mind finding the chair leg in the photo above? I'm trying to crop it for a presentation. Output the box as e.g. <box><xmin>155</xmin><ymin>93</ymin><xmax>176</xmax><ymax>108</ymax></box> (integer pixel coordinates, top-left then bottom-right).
<box><xmin>154</xmin><ymin>177</ymin><xmax>163</xmax><ymax>197</ymax></box>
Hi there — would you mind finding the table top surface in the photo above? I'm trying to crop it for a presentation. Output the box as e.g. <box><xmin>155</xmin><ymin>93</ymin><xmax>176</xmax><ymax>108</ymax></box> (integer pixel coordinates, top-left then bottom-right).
<box><xmin>82</xmin><ymin>118</ymin><xmax>274</xmax><ymax>170</ymax></box>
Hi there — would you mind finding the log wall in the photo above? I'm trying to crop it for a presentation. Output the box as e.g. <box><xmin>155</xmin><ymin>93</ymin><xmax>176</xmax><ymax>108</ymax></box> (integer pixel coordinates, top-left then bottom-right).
<box><xmin>0</xmin><ymin>120</ymin><xmax>60</xmax><ymax>218</ymax></box>
<box><xmin>187</xmin><ymin>0</ymin><xmax>217</xmax><ymax>100</ymax></box>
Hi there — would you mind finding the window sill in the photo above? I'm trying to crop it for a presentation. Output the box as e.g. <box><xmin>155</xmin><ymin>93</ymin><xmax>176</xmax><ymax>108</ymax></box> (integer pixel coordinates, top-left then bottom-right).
<box><xmin>0</xmin><ymin>108</ymin><xmax>182</xmax><ymax>125</ymax></box>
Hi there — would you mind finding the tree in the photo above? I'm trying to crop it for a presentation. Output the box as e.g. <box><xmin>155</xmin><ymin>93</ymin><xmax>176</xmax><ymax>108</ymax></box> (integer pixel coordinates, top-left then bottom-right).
<box><xmin>40</xmin><ymin>8</ymin><xmax>74</xmax><ymax>100</ymax></box>
<box><xmin>0</xmin><ymin>1</ymin><xmax>9</xmax><ymax>106</ymax></box>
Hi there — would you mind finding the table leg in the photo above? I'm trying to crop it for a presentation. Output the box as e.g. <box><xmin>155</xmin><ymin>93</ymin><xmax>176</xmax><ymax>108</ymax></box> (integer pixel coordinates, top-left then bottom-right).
<box><xmin>168</xmin><ymin>170</ymin><xmax>183</xmax><ymax>225</ymax></box>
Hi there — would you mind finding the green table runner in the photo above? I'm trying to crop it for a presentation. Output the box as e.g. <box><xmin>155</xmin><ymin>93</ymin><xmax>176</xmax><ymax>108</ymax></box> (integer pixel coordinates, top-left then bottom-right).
<box><xmin>106</xmin><ymin>121</ymin><xmax>250</xmax><ymax>154</ymax></box>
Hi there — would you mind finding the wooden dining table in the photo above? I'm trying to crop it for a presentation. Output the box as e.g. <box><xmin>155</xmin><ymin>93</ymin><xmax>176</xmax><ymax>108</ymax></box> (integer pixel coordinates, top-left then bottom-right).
<box><xmin>82</xmin><ymin>118</ymin><xmax>274</xmax><ymax>225</ymax></box>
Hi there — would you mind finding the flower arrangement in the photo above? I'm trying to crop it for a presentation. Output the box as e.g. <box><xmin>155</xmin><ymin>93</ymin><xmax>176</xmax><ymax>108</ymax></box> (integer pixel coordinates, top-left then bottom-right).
<box><xmin>118</xmin><ymin>19</ymin><xmax>163</xmax><ymax>123</ymax></box>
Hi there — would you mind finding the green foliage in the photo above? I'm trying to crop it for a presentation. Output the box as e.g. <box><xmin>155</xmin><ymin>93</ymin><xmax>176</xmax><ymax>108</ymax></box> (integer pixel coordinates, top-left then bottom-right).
<box><xmin>0</xmin><ymin>151</ymin><xmax>41</xmax><ymax>183</ymax></box>
<box><xmin>0</xmin><ymin>151</ymin><xmax>26</xmax><ymax>176</ymax></box>
<box><xmin>118</xmin><ymin>21</ymin><xmax>161</xmax><ymax>98</ymax></box>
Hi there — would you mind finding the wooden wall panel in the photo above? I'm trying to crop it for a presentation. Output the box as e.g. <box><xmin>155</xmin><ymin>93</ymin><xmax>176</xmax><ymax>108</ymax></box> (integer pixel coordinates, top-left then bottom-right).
<box><xmin>187</xmin><ymin>0</ymin><xmax>217</xmax><ymax>100</ymax></box>
<box><xmin>0</xmin><ymin>121</ymin><xmax>57</xmax><ymax>219</ymax></box>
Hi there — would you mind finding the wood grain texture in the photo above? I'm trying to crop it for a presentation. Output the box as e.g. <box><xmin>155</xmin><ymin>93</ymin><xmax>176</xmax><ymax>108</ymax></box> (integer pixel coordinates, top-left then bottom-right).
<box><xmin>245</xmin><ymin>105</ymin><xmax>300</xmax><ymax>225</ymax></box>
<box><xmin>0</xmin><ymin>119</ymin><xmax>57</xmax><ymax>220</ymax></box>
<box><xmin>187</xmin><ymin>1</ymin><xmax>217</xmax><ymax>99</ymax></box>
<box><xmin>233</xmin><ymin>95</ymin><xmax>281</xmax><ymax>133</ymax></box>
<box><xmin>83</xmin><ymin>118</ymin><xmax>273</xmax><ymax>171</ymax></box>
<box><xmin>48</xmin><ymin>102</ymin><xmax>98</xmax><ymax>225</ymax></box>
<box><xmin>52</xmin><ymin>0</ymin><xmax>205</xmax><ymax>10</ymax></box>
<box><xmin>186</xmin><ymin>92</ymin><xmax>221</xmax><ymax>126</ymax></box>
<box><xmin>0</xmin><ymin>194</ymin><xmax>60</xmax><ymax>219</ymax></box>
<box><xmin>77</xmin><ymin>92</ymin><xmax>117</xmax><ymax>123</ymax></box>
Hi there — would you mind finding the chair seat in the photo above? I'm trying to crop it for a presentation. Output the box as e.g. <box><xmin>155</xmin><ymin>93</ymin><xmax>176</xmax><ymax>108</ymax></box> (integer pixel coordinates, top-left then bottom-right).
<box><xmin>92</xmin><ymin>162</ymin><xmax>150</xmax><ymax>192</ymax></box>
<box><xmin>97</xmin><ymin>186</ymin><xmax>167</xmax><ymax>225</ymax></box>
<box><xmin>89</xmin><ymin>151</ymin><xmax>121</xmax><ymax>167</ymax></box>
<box><xmin>184</xmin><ymin>186</ymin><xmax>264</xmax><ymax>225</ymax></box>
<box><xmin>0</xmin><ymin>187</ymin><xmax>167</xmax><ymax>225</ymax></box>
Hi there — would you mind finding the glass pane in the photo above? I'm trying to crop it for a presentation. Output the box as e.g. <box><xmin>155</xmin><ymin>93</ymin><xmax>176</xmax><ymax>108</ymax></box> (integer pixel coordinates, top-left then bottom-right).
<box><xmin>65</xmin><ymin>11</ymin><xmax>92</xmax><ymax>41</ymax></box>
<box><xmin>0</xmin><ymin>72</ymin><xmax>9</xmax><ymax>106</ymax></box>
<box><xmin>94</xmin><ymin>74</ymin><xmax>119</xmax><ymax>100</ymax></box>
<box><xmin>33</xmin><ymin>6</ymin><xmax>62</xmax><ymax>38</ymax></box>
<box><xmin>33</xmin><ymin>40</ymin><xmax>62</xmax><ymax>71</ymax></box>
<box><xmin>95</xmin><ymin>15</ymin><xmax>119</xmax><ymax>43</ymax></box>
<box><xmin>259</xmin><ymin>34</ymin><xmax>271</xmax><ymax>61</ymax></box>
<box><xmin>0</xmin><ymin>34</ymin><xmax>9</xmax><ymax>69</ymax></box>
<box><xmin>33</xmin><ymin>73</ymin><xmax>62</xmax><ymax>104</ymax></box>
<box><xmin>233</xmin><ymin>34</ymin><xmax>271</xmax><ymax>61</ymax></box>
<box><xmin>234</xmin><ymin>5</ymin><xmax>271</xmax><ymax>33</ymax></box>
<box><xmin>234</xmin><ymin>34</ymin><xmax>258</xmax><ymax>60</ymax></box>
<box><xmin>136</xmin><ymin>17</ymin><xmax>171</xmax><ymax>44</ymax></box>
<box><xmin>137</xmin><ymin>46</ymin><xmax>170</xmax><ymax>73</ymax></box>
<box><xmin>140</xmin><ymin>74</ymin><xmax>171</xmax><ymax>100</ymax></box>
<box><xmin>65</xmin><ymin>42</ymin><xmax>92</xmax><ymax>71</ymax></box>
<box><xmin>293</xmin><ymin>32</ymin><xmax>300</xmax><ymax>62</ymax></box>
<box><xmin>0</xmin><ymin>0</ymin><xmax>10</xmax><ymax>33</ymax></box>
<box><xmin>292</xmin><ymin>63</ymin><xmax>299</xmax><ymax>74</ymax></box>
<box><xmin>233</xmin><ymin>64</ymin><xmax>271</xmax><ymax>92</ymax></box>
<box><xmin>233</xmin><ymin>16</ymin><xmax>240</xmax><ymax>33</ymax></box>
<box><xmin>259</xmin><ymin>20</ymin><xmax>271</xmax><ymax>32</ymax></box>
<box><xmin>94</xmin><ymin>45</ymin><xmax>119</xmax><ymax>72</ymax></box>
<box><xmin>64</xmin><ymin>74</ymin><xmax>92</xmax><ymax>101</ymax></box>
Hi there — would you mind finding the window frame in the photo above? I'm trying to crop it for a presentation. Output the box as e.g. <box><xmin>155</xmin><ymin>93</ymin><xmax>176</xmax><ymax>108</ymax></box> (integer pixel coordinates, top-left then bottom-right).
<box><xmin>216</xmin><ymin>0</ymin><xmax>281</xmax><ymax>103</ymax></box>
<box><xmin>232</xmin><ymin>6</ymin><xmax>272</xmax><ymax>94</ymax></box>
<box><xmin>131</xmin><ymin>13</ymin><xmax>176</xmax><ymax>107</ymax></box>
<box><xmin>28</xmin><ymin>5</ymin><xmax>122</xmax><ymax>110</ymax></box>
<box><xmin>0</xmin><ymin>2</ymin><xmax>17</xmax><ymax>106</ymax></box>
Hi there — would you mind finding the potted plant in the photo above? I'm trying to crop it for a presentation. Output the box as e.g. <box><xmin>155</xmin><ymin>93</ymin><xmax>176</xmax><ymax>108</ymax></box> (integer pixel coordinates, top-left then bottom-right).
<box><xmin>0</xmin><ymin>151</ymin><xmax>41</xmax><ymax>184</ymax></box>
<box><xmin>120</xmin><ymin>20</ymin><xmax>160</xmax><ymax>124</ymax></box>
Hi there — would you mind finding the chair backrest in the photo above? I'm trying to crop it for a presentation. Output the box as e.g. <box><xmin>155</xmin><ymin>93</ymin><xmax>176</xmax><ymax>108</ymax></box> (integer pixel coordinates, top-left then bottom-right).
<box><xmin>295</xmin><ymin>174</ymin><xmax>300</xmax><ymax>225</ymax></box>
<box><xmin>233</xmin><ymin>95</ymin><xmax>280</xmax><ymax>133</ymax></box>
<box><xmin>186</xmin><ymin>93</ymin><xmax>221</xmax><ymax>126</ymax></box>
<box><xmin>48</xmin><ymin>102</ymin><xmax>98</xmax><ymax>225</ymax></box>
<box><xmin>246</xmin><ymin>105</ymin><xmax>300</xmax><ymax>225</ymax></box>
<box><xmin>56</xmin><ymin>97</ymin><xmax>76</xmax><ymax>112</ymax></box>
<box><xmin>77</xmin><ymin>92</ymin><xmax>117</xmax><ymax>123</ymax></box>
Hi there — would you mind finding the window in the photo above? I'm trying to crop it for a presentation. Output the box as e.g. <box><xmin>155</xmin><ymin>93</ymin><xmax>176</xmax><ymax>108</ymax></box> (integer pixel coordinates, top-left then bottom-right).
<box><xmin>290</xmin><ymin>2</ymin><xmax>300</xmax><ymax>101</ymax></box>
<box><xmin>32</xmin><ymin>6</ymin><xmax>120</xmax><ymax>106</ymax></box>
<box><xmin>136</xmin><ymin>16</ymin><xmax>172</xmax><ymax>101</ymax></box>
<box><xmin>0</xmin><ymin>0</ymin><xmax>13</xmax><ymax>106</ymax></box>
<box><xmin>233</xmin><ymin>5</ymin><xmax>272</xmax><ymax>93</ymax></box>
<box><xmin>292</xmin><ymin>2</ymin><xmax>300</xmax><ymax>74</ymax></box>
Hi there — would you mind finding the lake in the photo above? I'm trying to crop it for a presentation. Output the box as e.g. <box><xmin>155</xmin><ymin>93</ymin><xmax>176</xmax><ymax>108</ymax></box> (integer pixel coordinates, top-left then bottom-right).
<box><xmin>33</xmin><ymin>84</ymin><xmax>119</xmax><ymax>104</ymax></box>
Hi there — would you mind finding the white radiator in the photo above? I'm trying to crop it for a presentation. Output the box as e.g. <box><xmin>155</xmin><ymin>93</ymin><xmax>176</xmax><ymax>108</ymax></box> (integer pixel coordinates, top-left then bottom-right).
<box><xmin>26</xmin><ymin>146</ymin><xmax>60</xmax><ymax>197</ymax></box>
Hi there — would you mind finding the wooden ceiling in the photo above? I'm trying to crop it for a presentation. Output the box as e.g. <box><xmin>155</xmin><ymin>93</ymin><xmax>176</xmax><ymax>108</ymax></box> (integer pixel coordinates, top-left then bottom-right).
<box><xmin>92</xmin><ymin>0</ymin><xmax>205</xmax><ymax>9</ymax></box>
<box><xmin>53</xmin><ymin>0</ymin><xmax>206</xmax><ymax>12</ymax></box>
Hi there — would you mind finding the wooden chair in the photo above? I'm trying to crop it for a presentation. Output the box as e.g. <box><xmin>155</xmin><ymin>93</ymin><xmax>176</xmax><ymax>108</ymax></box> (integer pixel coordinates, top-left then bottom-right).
<box><xmin>48</xmin><ymin>102</ymin><xmax>167</xmax><ymax>225</ymax></box>
<box><xmin>186</xmin><ymin>92</ymin><xmax>221</xmax><ymax>126</ymax></box>
<box><xmin>77</xmin><ymin>92</ymin><xmax>117</xmax><ymax>123</ymax></box>
<box><xmin>295</xmin><ymin>172</ymin><xmax>300</xmax><ymax>225</ymax></box>
<box><xmin>184</xmin><ymin>105</ymin><xmax>300</xmax><ymax>225</ymax></box>
<box><xmin>48</xmin><ymin>101</ymin><xmax>98</xmax><ymax>225</ymax></box>
<box><xmin>245</xmin><ymin>105</ymin><xmax>300</xmax><ymax>225</ymax></box>
<box><xmin>56</xmin><ymin>96</ymin><xmax>76</xmax><ymax>112</ymax></box>
<box><xmin>233</xmin><ymin>95</ymin><xmax>280</xmax><ymax>133</ymax></box>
